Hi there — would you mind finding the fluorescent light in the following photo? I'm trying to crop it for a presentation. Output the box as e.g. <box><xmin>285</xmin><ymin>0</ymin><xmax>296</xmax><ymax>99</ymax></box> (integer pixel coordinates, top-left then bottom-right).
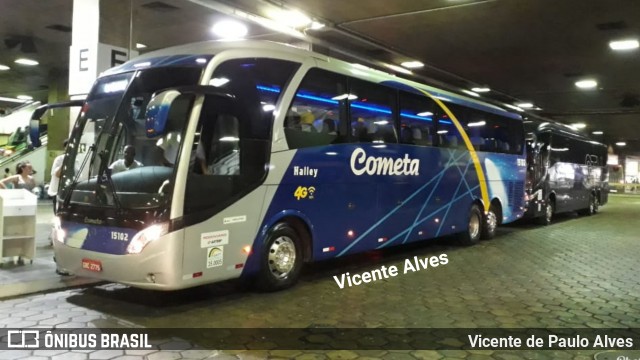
<box><xmin>468</xmin><ymin>121</ymin><xmax>486</xmax><ymax>127</ymax></box>
<box><xmin>16</xmin><ymin>95</ymin><xmax>32</xmax><ymax>100</ymax></box>
<box><xmin>0</xmin><ymin>64</ymin><xmax>9</xmax><ymax>71</ymax></box>
<box><xmin>309</xmin><ymin>21</ymin><xmax>325</xmax><ymax>30</ymax></box>
<box><xmin>262</xmin><ymin>104</ymin><xmax>276</xmax><ymax>111</ymax></box>
<box><xmin>517</xmin><ymin>103</ymin><xmax>534</xmax><ymax>108</ymax></box>
<box><xmin>417</xmin><ymin>111</ymin><xmax>433</xmax><ymax>117</ymax></box>
<box><xmin>15</xmin><ymin>58</ymin><xmax>39</xmax><ymax>66</ymax></box>
<box><xmin>401</xmin><ymin>61</ymin><xmax>424</xmax><ymax>69</ymax></box>
<box><xmin>209</xmin><ymin>77</ymin><xmax>230</xmax><ymax>87</ymax></box>
<box><xmin>268</xmin><ymin>9</ymin><xmax>311</xmax><ymax>28</ymax></box>
<box><xmin>571</xmin><ymin>123</ymin><xmax>586</xmax><ymax>129</ymax></box>
<box><xmin>471</xmin><ymin>87</ymin><xmax>490</xmax><ymax>93</ymax></box>
<box><xmin>592</xmin><ymin>131</ymin><xmax>603</xmax><ymax>135</ymax></box>
<box><xmin>462</xmin><ymin>90</ymin><xmax>480</xmax><ymax>97</ymax></box>
<box><xmin>69</xmin><ymin>94</ymin><xmax>86</xmax><ymax>101</ymax></box>
<box><xmin>211</xmin><ymin>20</ymin><xmax>248</xmax><ymax>39</ymax></box>
<box><xmin>616</xmin><ymin>142</ymin><xmax>626</xmax><ymax>146</ymax></box>
<box><xmin>384</xmin><ymin>64</ymin><xmax>412</xmax><ymax>75</ymax></box>
<box><xmin>609</xmin><ymin>39</ymin><xmax>639</xmax><ymax>51</ymax></box>
<box><xmin>331</xmin><ymin>93</ymin><xmax>357</xmax><ymax>101</ymax></box>
<box><xmin>0</xmin><ymin>96</ymin><xmax>28</xmax><ymax>103</ymax></box>
<box><xmin>437</xmin><ymin>130</ymin><xmax>449</xmax><ymax>134</ymax></box>
<box><xmin>575</xmin><ymin>79</ymin><xmax>598</xmax><ymax>89</ymax></box>
<box><xmin>135</xmin><ymin>43</ymin><xmax>147</xmax><ymax>49</ymax></box>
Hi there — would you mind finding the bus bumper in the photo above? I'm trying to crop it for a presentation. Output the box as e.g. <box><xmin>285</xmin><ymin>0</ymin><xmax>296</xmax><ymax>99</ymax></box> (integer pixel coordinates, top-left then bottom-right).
<box><xmin>53</xmin><ymin>238</ymin><xmax>185</xmax><ymax>290</ymax></box>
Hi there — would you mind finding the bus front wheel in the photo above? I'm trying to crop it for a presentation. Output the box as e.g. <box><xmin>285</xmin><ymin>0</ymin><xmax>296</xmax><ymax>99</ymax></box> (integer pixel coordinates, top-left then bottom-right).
<box><xmin>255</xmin><ymin>223</ymin><xmax>303</xmax><ymax>292</ymax></box>
<box><xmin>538</xmin><ymin>199</ymin><xmax>554</xmax><ymax>226</ymax></box>
<box><xmin>458</xmin><ymin>204</ymin><xmax>482</xmax><ymax>245</ymax></box>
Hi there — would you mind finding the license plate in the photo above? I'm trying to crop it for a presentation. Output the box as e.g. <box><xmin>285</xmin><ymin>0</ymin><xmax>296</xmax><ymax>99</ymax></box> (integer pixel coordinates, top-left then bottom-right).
<box><xmin>81</xmin><ymin>258</ymin><xmax>102</xmax><ymax>272</ymax></box>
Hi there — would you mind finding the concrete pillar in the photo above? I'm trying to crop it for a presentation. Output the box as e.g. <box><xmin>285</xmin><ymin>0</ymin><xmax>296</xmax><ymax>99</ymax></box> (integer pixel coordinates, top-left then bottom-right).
<box><xmin>45</xmin><ymin>69</ymin><xmax>70</xmax><ymax>183</ymax></box>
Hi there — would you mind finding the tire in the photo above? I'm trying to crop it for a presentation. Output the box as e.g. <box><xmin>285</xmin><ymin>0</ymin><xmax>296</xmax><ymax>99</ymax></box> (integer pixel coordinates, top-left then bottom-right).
<box><xmin>255</xmin><ymin>223</ymin><xmax>303</xmax><ymax>292</ymax></box>
<box><xmin>537</xmin><ymin>198</ymin><xmax>553</xmax><ymax>226</ymax></box>
<box><xmin>481</xmin><ymin>207</ymin><xmax>498</xmax><ymax>240</ymax></box>
<box><xmin>579</xmin><ymin>193</ymin><xmax>597</xmax><ymax>216</ymax></box>
<box><xmin>458</xmin><ymin>204</ymin><xmax>482</xmax><ymax>245</ymax></box>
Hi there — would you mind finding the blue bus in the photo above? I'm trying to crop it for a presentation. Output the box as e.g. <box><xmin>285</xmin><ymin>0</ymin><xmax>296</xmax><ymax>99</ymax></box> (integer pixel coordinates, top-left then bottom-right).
<box><xmin>49</xmin><ymin>40</ymin><xmax>526</xmax><ymax>291</ymax></box>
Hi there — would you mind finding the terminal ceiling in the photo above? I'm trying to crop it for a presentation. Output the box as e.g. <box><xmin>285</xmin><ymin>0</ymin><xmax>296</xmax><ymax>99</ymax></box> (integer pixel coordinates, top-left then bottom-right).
<box><xmin>1</xmin><ymin>0</ymin><xmax>639</xmax><ymax>152</ymax></box>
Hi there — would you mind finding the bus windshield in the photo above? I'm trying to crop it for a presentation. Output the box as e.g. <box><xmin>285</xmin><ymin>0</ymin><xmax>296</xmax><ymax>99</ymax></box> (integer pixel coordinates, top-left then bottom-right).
<box><xmin>59</xmin><ymin>66</ymin><xmax>203</xmax><ymax>212</ymax></box>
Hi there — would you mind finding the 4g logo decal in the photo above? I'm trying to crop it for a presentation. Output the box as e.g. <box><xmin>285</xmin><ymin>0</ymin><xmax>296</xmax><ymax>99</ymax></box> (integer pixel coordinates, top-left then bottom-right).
<box><xmin>294</xmin><ymin>186</ymin><xmax>316</xmax><ymax>200</ymax></box>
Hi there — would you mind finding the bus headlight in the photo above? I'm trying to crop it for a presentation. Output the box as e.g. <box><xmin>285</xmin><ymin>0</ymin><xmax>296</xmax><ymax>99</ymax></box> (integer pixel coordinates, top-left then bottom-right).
<box><xmin>52</xmin><ymin>216</ymin><xmax>65</xmax><ymax>243</ymax></box>
<box><xmin>127</xmin><ymin>223</ymin><xmax>169</xmax><ymax>254</ymax></box>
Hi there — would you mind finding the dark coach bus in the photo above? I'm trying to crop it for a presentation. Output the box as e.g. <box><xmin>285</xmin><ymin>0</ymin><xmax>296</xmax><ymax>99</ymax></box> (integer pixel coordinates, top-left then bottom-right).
<box><xmin>524</xmin><ymin>119</ymin><xmax>608</xmax><ymax>225</ymax></box>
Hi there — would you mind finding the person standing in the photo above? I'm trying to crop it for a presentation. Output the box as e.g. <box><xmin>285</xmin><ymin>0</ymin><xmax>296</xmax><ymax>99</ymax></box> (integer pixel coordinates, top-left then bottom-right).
<box><xmin>0</xmin><ymin>161</ymin><xmax>36</xmax><ymax>190</ymax></box>
<box><xmin>48</xmin><ymin>139</ymin><xmax>68</xmax><ymax>214</ymax></box>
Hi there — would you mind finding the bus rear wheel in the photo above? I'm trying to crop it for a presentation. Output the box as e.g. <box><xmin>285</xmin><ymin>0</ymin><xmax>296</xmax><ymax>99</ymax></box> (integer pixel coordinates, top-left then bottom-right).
<box><xmin>458</xmin><ymin>204</ymin><xmax>482</xmax><ymax>245</ymax></box>
<box><xmin>255</xmin><ymin>223</ymin><xmax>303</xmax><ymax>292</ymax></box>
<box><xmin>481</xmin><ymin>207</ymin><xmax>498</xmax><ymax>240</ymax></box>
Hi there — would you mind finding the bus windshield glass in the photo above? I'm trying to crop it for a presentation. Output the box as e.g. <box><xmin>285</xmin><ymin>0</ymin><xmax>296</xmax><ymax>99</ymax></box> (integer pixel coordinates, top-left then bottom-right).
<box><xmin>59</xmin><ymin>66</ymin><xmax>203</xmax><ymax>211</ymax></box>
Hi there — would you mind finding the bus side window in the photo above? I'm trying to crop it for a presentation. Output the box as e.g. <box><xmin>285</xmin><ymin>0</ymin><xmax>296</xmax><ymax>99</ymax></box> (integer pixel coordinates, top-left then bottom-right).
<box><xmin>348</xmin><ymin>79</ymin><xmax>397</xmax><ymax>144</ymax></box>
<box><xmin>284</xmin><ymin>68</ymin><xmax>347</xmax><ymax>149</ymax></box>
<box><xmin>399</xmin><ymin>90</ymin><xmax>437</xmax><ymax>147</ymax></box>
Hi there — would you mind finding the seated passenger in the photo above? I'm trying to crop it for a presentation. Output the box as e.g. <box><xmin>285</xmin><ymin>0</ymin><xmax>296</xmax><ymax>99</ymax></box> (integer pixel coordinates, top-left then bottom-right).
<box><xmin>109</xmin><ymin>145</ymin><xmax>143</xmax><ymax>174</ymax></box>
<box><xmin>300</xmin><ymin>112</ymin><xmax>317</xmax><ymax>132</ymax></box>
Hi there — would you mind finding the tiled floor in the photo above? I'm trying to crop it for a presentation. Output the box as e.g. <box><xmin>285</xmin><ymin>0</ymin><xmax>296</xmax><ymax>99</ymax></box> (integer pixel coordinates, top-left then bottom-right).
<box><xmin>0</xmin><ymin>195</ymin><xmax>639</xmax><ymax>359</ymax></box>
<box><xmin>0</xmin><ymin>201</ymin><xmax>97</xmax><ymax>298</ymax></box>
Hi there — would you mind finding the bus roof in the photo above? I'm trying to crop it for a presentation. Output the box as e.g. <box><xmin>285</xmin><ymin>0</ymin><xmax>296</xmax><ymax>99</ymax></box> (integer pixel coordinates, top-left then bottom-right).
<box><xmin>103</xmin><ymin>39</ymin><xmax>521</xmax><ymax>120</ymax></box>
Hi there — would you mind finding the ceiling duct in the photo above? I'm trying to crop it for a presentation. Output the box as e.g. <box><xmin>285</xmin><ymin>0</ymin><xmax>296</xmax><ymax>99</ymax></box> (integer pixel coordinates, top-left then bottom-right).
<box><xmin>3</xmin><ymin>36</ymin><xmax>37</xmax><ymax>53</ymax></box>
<box><xmin>620</xmin><ymin>93</ymin><xmax>640</xmax><ymax>108</ymax></box>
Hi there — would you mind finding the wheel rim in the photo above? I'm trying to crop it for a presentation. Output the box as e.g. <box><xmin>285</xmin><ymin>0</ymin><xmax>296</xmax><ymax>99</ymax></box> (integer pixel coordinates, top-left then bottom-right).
<box><xmin>469</xmin><ymin>212</ymin><xmax>480</xmax><ymax>239</ymax></box>
<box><xmin>486</xmin><ymin>211</ymin><xmax>497</xmax><ymax>234</ymax></box>
<box><xmin>268</xmin><ymin>236</ymin><xmax>296</xmax><ymax>279</ymax></box>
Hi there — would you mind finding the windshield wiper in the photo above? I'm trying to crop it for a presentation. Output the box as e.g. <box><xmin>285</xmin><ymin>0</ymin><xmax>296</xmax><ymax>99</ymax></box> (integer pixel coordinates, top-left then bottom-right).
<box><xmin>97</xmin><ymin>150</ymin><xmax>122</xmax><ymax>211</ymax></box>
<box><xmin>62</xmin><ymin>143</ymin><xmax>96</xmax><ymax>209</ymax></box>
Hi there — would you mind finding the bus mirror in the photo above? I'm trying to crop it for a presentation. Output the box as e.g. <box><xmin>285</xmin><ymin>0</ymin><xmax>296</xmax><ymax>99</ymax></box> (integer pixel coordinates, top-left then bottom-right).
<box><xmin>145</xmin><ymin>89</ymin><xmax>182</xmax><ymax>138</ymax></box>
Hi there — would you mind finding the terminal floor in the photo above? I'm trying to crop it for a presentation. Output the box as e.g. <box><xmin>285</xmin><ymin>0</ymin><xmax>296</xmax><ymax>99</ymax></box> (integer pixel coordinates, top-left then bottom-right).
<box><xmin>1</xmin><ymin>195</ymin><xmax>639</xmax><ymax>359</ymax></box>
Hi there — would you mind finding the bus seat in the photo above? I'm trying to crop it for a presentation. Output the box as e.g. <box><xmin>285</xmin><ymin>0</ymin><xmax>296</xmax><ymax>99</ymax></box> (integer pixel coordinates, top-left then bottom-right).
<box><xmin>446</xmin><ymin>136</ymin><xmax>458</xmax><ymax>148</ymax></box>
<box><xmin>400</xmin><ymin>127</ymin><xmax>414</xmax><ymax>144</ymax></box>
<box><xmin>470</xmin><ymin>136</ymin><xmax>485</xmax><ymax>151</ymax></box>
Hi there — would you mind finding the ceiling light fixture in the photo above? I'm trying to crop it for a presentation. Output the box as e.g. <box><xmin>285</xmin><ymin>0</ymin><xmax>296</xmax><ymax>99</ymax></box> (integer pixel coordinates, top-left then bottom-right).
<box><xmin>211</xmin><ymin>20</ymin><xmax>248</xmax><ymax>39</ymax></box>
<box><xmin>16</xmin><ymin>95</ymin><xmax>33</xmax><ymax>100</ymax></box>
<box><xmin>592</xmin><ymin>131</ymin><xmax>603</xmax><ymax>135</ymax></box>
<box><xmin>401</xmin><ymin>61</ymin><xmax>424</xmax><ymax>69</ymax></box>
<box><xmin>0</xmin><ymin>64</ymin><xmax>9</xmax><ymax>71</ymax></box>
<box><xmin>135</xmin><ymin>43</ymin><xmax>147</xmax><ymax>49</ymax></box>
<box><xmin>575</xmin><ymin>79</ymin><xmax>598</xmax><ymax>89</ymax></box>
<box><xmin>517</xmin><ymin>103</ymin><xmax>534</xmax><ymax>108</ymax></box>
<box><xmin>471</xmin><ymin>87</ymin><xmax>490</xmax><ymax>93</ymax></box>
<box><xmin>571</xmin><ymin>123</ymin><xmax>586</xmax><ymax>129</ymax></box>
<box><xmin>615</xmin><ymin>142</ymin><xmax>626</xmax><ymax>146</ymax></box>
<box><xmin>268</xmin><ymin>9</ymin><xmax>312</xmax><ymax>28</ymax></box>
<box><xmin>609</xmin><ymin>39</ymin><xmax>639</xmax><ymax>51</ymax></box>
<box><xmin>309</xmin><ymin>21</ymin><xmax>325</xmax><ymax>30</ymax></box>
<box><xmin>14</xmin><ymin>58</ymin><xmax>39</xmax><ymax>66</ymax></box>
<box><xmin>462</xmin><ymin>90</ymin><xmax>480</xmax><ymax>97</ymax></box>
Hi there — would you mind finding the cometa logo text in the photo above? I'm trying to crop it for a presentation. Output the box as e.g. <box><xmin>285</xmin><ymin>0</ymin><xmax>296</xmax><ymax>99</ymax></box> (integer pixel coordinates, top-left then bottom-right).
<box><xmin>350</xmin><ymin>148</ymin><xmax>420</xmax><ymax>176</ymax></box>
